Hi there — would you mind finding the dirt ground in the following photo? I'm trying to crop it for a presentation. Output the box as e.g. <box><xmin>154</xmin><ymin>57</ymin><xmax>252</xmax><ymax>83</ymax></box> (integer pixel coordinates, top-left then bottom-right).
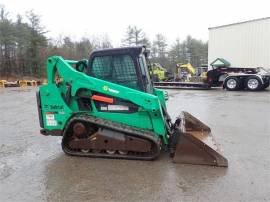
<box><xmin>0</xmin><ymin>87</ymin><xmax>269</xmax><ymax>202</ymax></box>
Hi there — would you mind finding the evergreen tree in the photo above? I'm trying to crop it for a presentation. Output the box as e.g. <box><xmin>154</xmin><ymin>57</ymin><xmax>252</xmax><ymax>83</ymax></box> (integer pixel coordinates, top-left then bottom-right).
<box><xmin>151</xmin><ymin>33</ymin><xmax>169</xmax><ymax>68</ymax></box>
<box><xmin>121</xmin><ymin>26</ymin><xmax>150</xmax><ymax>47</ymax></box>
<box><xmin>25</xmin><ymin>10</ymin><xmax>47</xmax><ymax>77</ymax></box>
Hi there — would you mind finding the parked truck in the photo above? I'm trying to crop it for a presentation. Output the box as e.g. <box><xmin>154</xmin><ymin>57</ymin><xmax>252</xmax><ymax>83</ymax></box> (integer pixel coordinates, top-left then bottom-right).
<box><xmin>154</xmin><ymin>58</ymin><xmax>270</xmax><ymax>91</ymax></box>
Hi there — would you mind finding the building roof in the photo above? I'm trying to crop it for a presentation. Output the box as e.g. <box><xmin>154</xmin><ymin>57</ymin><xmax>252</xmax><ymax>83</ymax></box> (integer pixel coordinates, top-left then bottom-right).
<box><xmin>208</xmin><ymin>17</ymin><xmax>270</xmax><ymax>30</ymax></box>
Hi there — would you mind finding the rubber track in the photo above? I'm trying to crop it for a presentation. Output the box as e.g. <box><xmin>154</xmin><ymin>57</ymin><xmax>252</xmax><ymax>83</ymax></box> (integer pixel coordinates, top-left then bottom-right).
<box><xmin>62</xmin><ymin>114</ymin><xmax>161</xmax><ymax>160</ymax></box>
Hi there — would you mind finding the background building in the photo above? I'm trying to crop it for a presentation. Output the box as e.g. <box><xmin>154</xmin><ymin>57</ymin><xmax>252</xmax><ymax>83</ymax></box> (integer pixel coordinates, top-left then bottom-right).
<box><xmin>208</xmin><ymin>17</ymin><xmax>270</xmax><ymax>69</ymax></box>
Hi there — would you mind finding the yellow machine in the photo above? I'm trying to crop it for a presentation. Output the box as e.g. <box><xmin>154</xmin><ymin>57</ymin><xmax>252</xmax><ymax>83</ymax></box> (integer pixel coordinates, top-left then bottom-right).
<box><xmin>0</xmin><ymin>80</ymin><xmax>7</xmax><ymax>87</ymax></box>
<box><xmin>176</xmin><ymin>63</ymin><xmax>195</xmax><ymax>74</ymax></box>
<box><xmin>151</xmin><ymin>63</ymin><xmax>207</xmax><ymax>83</ymax></box>
<box><xmin>176</xmin><ymin>63</ymin><xmax>196</xmax><ymax>81</ymax></box>
<box><xmin>150</xmin><ymin>63</ymin><xmax>172</xmax><ymax>81</ymax></box>
<box><xmin>200</xmin><ymin>71</ymin><xmax>208</xmax><ymax>82</ymax></box>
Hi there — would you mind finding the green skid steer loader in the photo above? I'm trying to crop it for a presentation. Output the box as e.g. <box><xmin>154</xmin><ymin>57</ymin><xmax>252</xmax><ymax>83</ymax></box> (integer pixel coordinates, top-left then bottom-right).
<box><xmin>36</xmin><ymin>46</ymin><xmax>228</xmax><ymax>167</ymax></box>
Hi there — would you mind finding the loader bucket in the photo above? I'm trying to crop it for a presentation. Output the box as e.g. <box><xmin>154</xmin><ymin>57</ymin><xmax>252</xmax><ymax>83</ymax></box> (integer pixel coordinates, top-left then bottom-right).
<box><xmin>173</xmin><ymin>111</ymin><xmax>228</xmax><ymax>167</ymax></box>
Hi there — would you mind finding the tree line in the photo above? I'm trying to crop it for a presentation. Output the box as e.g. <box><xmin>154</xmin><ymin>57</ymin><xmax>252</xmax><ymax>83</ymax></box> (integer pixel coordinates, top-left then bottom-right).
<box><xmin>122</xmin><ymin>26</ymin><xmax>208</xmax><ymax>72</ymax></box>
<box><xmin>0</xmin><ymin>6</ymin><xmax>207</xmax><ymax>79</ymax></box>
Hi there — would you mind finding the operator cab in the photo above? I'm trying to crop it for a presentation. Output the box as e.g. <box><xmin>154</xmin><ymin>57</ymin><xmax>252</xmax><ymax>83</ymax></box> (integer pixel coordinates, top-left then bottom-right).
<box><xmin>86</xmin><ymin>46</ymin><xmax>153</xmax><ymax>93</ymax></box>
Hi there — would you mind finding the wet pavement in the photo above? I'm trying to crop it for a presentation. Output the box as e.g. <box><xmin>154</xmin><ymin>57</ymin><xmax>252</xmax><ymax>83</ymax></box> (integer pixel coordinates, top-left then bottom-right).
<box><xmin>0</xmin><ymin>87</ymin><xmax>269</xmax><ymax>202</ymax></box>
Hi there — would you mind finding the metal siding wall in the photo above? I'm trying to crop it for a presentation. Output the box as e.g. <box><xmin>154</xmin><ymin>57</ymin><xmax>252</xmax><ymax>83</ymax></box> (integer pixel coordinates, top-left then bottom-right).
<box><xmin>208</xmin><ymin>19</ymin><xmax>270</xmax><ymax>69</ymax></box>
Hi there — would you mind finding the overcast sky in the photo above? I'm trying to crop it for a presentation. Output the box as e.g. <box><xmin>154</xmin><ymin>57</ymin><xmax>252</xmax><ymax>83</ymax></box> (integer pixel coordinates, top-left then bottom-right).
<box><xmin>1</xmin><ymin>0</ymin><xmax>269</xmax><ymax>46</ymax></box>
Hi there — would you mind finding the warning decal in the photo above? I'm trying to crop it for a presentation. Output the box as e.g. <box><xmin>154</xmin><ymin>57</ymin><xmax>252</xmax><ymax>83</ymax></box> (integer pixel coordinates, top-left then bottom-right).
<box><xmin>46</xmin><ymin>113</ymin><xmax>57</xmax><ymax>126</ymax></box>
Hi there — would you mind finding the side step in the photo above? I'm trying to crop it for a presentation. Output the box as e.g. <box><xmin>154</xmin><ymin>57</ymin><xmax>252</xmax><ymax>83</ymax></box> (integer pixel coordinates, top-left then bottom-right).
<box><xmin>173</xmin><ymin>111</ymin><xmax>228</xmax><ymax>167</ymax></box>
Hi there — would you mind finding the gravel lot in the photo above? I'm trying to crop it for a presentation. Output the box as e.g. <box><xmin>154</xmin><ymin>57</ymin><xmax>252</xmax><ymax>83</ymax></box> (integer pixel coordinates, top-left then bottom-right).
<box><xmin>0</xmin><ymin>87</ymin><xmax>269</xmax><ymax>202</ymax></box>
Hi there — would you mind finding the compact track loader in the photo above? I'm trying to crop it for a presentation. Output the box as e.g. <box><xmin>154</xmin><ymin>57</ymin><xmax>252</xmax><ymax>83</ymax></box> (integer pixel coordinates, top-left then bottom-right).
<box><xmin>36</xmin><ymin>46</ymin><xmax>228</xmax><ymax>166</ymax></box>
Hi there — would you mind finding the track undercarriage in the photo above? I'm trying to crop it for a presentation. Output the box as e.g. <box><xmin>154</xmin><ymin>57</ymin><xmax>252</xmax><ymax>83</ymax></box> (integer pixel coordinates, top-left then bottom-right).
<box><xmin>62</xmin><ymin>115</ymin><xmax>161</xmax><ymax>160</ymax></box>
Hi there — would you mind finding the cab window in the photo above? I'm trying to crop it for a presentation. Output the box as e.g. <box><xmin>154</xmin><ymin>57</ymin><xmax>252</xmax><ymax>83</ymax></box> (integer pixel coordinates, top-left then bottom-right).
<box><xmin>90</xmin><ymin>54</ymin><xmax>141</xmax><ymax>90</ymax></box>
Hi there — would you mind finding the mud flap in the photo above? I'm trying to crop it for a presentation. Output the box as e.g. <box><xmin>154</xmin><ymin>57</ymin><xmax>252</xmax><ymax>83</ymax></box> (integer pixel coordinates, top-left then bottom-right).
<box><xmin>173</xmin><ymin>111</ymin><xmax>228</xmax><ymax>167</ymax></box>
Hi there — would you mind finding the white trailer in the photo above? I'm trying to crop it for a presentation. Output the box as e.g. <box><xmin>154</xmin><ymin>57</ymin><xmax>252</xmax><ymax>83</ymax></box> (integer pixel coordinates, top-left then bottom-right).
<box><xmin>208</xmin><ymin>17</ymin><xmax>270</xmax><ymax>70</ymax></box>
